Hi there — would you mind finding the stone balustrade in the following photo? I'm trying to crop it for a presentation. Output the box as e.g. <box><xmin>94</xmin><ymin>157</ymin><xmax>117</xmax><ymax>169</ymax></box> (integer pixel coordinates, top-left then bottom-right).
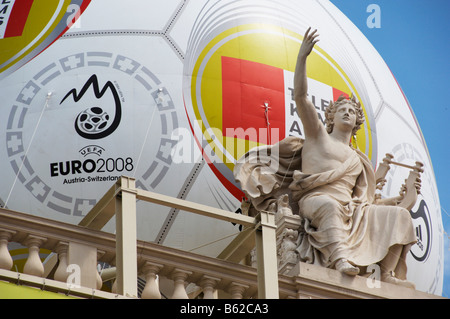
<box><xmin>0</xmin><ymin>205</ymin><xmax>303</xmax><ymax>299</ymax></box>
<box><xmin>0</xmin><ymin>176</ymin><xmax>443</xmax><ymax>299</ymax></box>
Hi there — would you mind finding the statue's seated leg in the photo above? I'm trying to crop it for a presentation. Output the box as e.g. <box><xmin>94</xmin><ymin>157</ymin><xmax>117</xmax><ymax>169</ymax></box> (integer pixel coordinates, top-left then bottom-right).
<box><xmin>299</xmin><ymin>194</ymin><xmax>358</xmax><ymax>275</ymax></box>
<box><xmin>380</xmin><ymin>244</ymin><xmax>416</xmax><ymax>289</ymax></box>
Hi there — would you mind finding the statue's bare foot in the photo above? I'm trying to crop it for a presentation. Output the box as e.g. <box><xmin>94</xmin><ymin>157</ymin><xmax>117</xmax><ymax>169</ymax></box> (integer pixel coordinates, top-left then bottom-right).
<box><xmin>335</xmin><ymin>259</ymin><xmax>360</xmax><ymax>276</ymax></box>
<box><xmin>381</xmin><ymin>272</ymin><xmax>416</xmax><ymax>289</ymax></box>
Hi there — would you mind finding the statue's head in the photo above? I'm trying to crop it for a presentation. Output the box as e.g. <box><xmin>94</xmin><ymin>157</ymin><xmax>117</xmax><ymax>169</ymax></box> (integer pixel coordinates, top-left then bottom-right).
<box><xmin>325</xmin><ymin>94</ymin><xmax>365</xmax><ymax>137</ymax></box>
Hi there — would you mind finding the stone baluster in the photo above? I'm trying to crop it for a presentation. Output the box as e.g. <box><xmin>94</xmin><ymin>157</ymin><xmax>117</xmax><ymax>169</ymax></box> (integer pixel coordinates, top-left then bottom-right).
<box><xmin>111</xmin><ymin>279</ymin><xmax>117</xmax><ymax>294</ymax></box>
<box><xmin>53</xmin><ymin>242</ymin><xmax>69</xmax><ymax>282</ymax></box>
<box><xmin>23</xmin><ymin>235</ymin><xmax>46</xmax><ymax>277</ymax></box>
<box><xmin>96</xmin><ymin>271</ymin><xmax>102</xmax><ymax>290</ymax></box>
<box><xmin>229</xmin><ymin>282</ymin><xmax>249</xmax><ymax>299</ymax></box>
<box><xmin>96</xmin><ymin>250</ymin><xmax>105</xmax><ymax>290</ymax></box>
<box><xmin>0</xmin><ymin>229</ymin><xmax>15</xmax><ymax>270</ymax></box>
<box><xmin>109</xmin><ymin>261</ymin><xmax>118</xmax><ymax>294</ymax></box>
<box><xmin>171</xmin><ymin>268</ymin><xmax>192</xmax><ymax>299</ymax></box>
<box><xmin>199</xmin><ymin>275</ymin><xmax>220</xmax><ymax>299</ymax></box>
<box><xmin>141</xmin><ymin>262</ymin><xmax>163</xmax><ymax>299</ymax></box>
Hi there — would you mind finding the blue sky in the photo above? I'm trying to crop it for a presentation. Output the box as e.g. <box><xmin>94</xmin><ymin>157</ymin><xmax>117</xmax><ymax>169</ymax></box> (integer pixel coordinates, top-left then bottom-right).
<box><xmin>330</xmin><ymin>0</ymin><xmax>450</xmax><ymax>297</ymax></box>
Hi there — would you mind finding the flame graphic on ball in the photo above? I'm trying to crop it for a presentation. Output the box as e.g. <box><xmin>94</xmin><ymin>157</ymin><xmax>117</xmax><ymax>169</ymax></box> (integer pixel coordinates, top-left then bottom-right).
<box><xmin>60</xmin><ymin>74</ymin><xmax>122</xmax><ymax>140</ymax></box>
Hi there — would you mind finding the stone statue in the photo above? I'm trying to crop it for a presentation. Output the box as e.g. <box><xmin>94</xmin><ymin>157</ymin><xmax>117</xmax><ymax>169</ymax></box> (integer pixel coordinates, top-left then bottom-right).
<box><xmin>234</xmin><ymin>28</ymin><xmax>419</xmax><ymax>288</ymax></box>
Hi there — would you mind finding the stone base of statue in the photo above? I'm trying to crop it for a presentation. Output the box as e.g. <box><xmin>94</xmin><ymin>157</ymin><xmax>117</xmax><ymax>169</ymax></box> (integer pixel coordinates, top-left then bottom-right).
<box><xmin>288</xmin><ymin>262</ymin><xmax>443</xmax><ymax>299</ymax></box>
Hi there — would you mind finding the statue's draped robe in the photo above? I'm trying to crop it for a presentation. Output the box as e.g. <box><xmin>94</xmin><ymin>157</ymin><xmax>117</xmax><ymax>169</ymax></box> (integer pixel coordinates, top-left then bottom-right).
<box><xmin>234</xmin><ymin>136</ymin><xmax>416</xmax><ymax>279</ymax></box>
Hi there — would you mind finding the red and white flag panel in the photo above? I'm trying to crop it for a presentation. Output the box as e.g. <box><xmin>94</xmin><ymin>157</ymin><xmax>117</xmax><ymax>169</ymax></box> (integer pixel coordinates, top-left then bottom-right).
<box><xmin>221</xmin><ymin>56</ymin><xmax>348</xmax><ymax>145</ymax></box>
<box><xmin>0</xmin><ymin>0</ymin><xmax>34</xmax><ymax>39</ymax></box>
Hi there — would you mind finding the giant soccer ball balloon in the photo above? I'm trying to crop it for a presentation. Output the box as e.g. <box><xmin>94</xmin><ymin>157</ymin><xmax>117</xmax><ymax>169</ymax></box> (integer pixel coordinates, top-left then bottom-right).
<box><xmin>0</xmin><ymin>0</ymin><xmax>444</xmax><ymax>295</ymax></box>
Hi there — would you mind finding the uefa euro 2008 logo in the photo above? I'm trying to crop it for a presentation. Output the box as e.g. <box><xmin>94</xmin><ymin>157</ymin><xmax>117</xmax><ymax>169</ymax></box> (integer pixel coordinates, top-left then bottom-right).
<box><xmin>5</xmin><ymin>51</ymin><xmax>178</xmax><ymax>217</ymax></box>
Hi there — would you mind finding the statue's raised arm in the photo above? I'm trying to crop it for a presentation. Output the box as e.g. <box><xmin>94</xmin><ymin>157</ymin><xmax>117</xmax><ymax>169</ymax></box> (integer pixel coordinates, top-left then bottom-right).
<box><xmin>293</xmin><ymin>28</ymin><xmax>322</xmax><ymax>138</ymax></box>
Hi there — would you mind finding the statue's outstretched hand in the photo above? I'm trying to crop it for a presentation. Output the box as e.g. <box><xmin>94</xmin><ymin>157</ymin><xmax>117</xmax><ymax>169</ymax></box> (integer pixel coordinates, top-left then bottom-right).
<box><xmin>299</xmin><ymin>27</ymin><xmax>320</xmax><ymax>58</ymax></box>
